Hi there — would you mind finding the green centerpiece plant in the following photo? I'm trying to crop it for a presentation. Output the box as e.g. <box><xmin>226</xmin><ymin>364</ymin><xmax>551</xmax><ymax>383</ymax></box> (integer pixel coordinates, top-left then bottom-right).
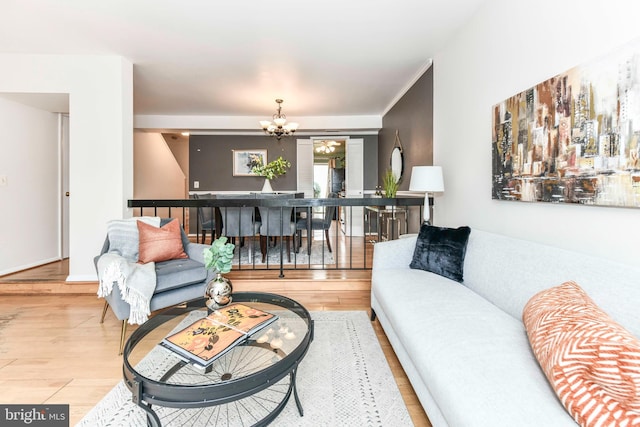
<box><xmin>251</xmin><ymin>156</ymin><xmax>291</xmax><ymax>180</ymax></box>
<box><xmin>203</xmin><ymin>236</ymin><xmax>236</xmax><ymax>309</ymax></box>
<box><xmin>251</xmin><ymin>156</ymin><xmax>291</xmax><ymax>192</ymax></box>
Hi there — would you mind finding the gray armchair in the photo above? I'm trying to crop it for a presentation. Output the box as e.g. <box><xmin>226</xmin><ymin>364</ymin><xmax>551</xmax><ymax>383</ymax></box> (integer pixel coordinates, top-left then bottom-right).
<box><xmin>95</xmin><ymin>218</ymin><xmax>213</xmax><ymax>354</ymax></box>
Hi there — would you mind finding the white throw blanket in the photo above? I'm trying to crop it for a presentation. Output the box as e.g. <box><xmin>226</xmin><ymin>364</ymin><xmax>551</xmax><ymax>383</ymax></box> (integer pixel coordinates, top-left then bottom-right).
<box><xmin>97</xmin><ymin>253</ymin><xmax>157</xmax><ymax>324</ymax></box>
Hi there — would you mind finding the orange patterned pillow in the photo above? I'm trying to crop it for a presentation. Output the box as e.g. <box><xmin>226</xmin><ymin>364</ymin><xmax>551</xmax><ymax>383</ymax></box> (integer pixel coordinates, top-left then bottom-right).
<box><xmin>137</xmin><ymin>219</ymin><xmax>188</xmax><ymax>263</ymax></box>
<box><xmin>523</xmin><ymin>281</ymin><xmax>640</xmax><ymax>427</ymax></box>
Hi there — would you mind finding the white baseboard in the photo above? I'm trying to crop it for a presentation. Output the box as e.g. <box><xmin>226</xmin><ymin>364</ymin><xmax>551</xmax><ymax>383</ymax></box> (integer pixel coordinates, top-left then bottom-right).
<box><xmin>66</xmin><ymin>274</ymin><xmax>98</xmax><ymax>282</ymax></box>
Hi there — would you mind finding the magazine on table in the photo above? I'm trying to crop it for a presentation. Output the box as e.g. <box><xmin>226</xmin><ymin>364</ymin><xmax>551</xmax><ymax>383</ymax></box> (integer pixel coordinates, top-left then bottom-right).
<box><xmin>160</xmin><ymin>303</ymin><xmax>278</xmax><ymax>367</ymax></box>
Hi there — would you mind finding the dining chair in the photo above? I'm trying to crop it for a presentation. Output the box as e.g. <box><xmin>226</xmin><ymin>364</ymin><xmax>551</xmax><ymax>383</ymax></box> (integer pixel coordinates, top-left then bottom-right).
<box><xmin>217</xmin><ymin>194</ymin><xmax>261</xmax><ymax>263</ymax></box>
<box><xmin>296</xmin><ymin>192</ymin><xmax>338</xmax><ymax>255</ymax></box>
<box><xmin>257</xmin><ymin>194</ymin><xmax>296</xmax><ymax>263</ymax></box>
<box><xmin>193</xmin><ymin>193</ymin><xmax>216</xmax><ymax>244</ymax></box>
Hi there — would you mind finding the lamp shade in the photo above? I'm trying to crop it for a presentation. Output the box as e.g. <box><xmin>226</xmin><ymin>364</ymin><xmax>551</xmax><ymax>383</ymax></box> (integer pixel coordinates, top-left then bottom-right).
<box><xmin>409</xmin><ymin>166</ymin><xmax>444</xmax><ymax>193</ymax></box>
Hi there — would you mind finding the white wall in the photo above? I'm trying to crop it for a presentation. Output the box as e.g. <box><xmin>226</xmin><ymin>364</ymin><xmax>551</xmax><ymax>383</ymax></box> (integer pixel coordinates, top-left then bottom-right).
<box><xmin>434</xmin><ymin>0</ymin><xmax>640</xmax><ymax>267</ymax></box>
<box><xmin>0</xmin><ymin>54</ymin><xmax>133</xmax><ymax>280</ymax></box>
<box><xmin>134</xmin><ymin>132</ymin><xmax>186</xmax><ymax>199</ymax></box>
<box><xmin>0</xmin><ymin>98</ymin><xmax>59</xmax><ymax>275</ymax></box>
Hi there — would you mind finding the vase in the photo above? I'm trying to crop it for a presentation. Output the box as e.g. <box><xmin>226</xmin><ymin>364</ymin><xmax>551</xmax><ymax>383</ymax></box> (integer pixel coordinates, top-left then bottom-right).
<box><xmin>205</xmin><ymin>273</ymin><xmax>233</xmax><ymax>310</ymax></box>
<box><xmin>261</xmin><ymin>178</ymin><xmax>273</xmax><ymax>193</ymax></box>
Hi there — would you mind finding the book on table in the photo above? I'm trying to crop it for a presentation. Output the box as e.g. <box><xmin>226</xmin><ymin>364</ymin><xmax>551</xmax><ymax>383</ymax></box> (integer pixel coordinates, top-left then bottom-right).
<box><xmin>161</xmin><ymin>303</ymin><xmax>278</xmax><ymax>367</ymax></box>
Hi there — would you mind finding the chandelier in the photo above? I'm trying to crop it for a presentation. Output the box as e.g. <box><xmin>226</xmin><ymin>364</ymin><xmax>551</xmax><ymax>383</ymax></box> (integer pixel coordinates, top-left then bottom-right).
<box><xmin>259</xmin><ymin>99</ymin><xmax>299</xmax><ymax>140</ymax></box>
<box><xmin>315</xmin><ymin>140</ymin><xmax>341</xmax><ymax>154</ymax></box>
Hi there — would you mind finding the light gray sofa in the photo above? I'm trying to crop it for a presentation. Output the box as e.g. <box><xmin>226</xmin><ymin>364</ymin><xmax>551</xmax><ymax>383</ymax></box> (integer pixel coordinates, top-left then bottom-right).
<box><xmin>371</xmin><ymin>228</ymin><xmax>640</xmax><ymax>427</ymax></box>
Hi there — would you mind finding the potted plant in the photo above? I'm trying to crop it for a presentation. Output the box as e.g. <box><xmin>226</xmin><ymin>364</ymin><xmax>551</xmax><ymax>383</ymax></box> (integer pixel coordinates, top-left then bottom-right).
<box><xmin>251</xmin><ymin>156</ymin><xmax>291</xmax><ymax>192</ymax></box>
<box><xmin>383</xmin><ymin>169</ymin><xmax>399</xmax><ymax>198</ymax></box>
<box><xmin>203</xmin><ymin>236</ymin><xmax>235</xmax><ymax>309</ymax></box>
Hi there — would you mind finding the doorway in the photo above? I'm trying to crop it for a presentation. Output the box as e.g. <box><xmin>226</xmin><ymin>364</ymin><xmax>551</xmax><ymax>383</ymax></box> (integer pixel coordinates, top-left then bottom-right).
<box><xmin>0</xmin><ymin>93</ymin><xmax>69</xmax><ymax>279</ymax></box>
<box><xmin>312</xmin><ymin>138</ymin><xmax>345</xmax><ymax>198</ymax></box>
<box><xmin>303</xmin><ymin>137</ymin><xmax>363</xmax><ymax>236</ymax></box>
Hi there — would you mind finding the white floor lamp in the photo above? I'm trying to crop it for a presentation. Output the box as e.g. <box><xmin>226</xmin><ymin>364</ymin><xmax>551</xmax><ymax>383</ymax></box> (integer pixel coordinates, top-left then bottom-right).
<box><xmin>409</xmin><ymin>166</ymin><xmax>445</xmax><ymax>224</ymax></box>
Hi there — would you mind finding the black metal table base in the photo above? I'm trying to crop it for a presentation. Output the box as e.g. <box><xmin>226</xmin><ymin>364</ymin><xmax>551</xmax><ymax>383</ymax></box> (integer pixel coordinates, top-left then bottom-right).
<box><xmin>138</xmin><ymin>368</ymin><xmax>303</xmax><ymax>427</ymax></box>
<box><xmin>123</xmin><ymin>293</ymin><xmax>313</xmax><ymax>427</ymax></box>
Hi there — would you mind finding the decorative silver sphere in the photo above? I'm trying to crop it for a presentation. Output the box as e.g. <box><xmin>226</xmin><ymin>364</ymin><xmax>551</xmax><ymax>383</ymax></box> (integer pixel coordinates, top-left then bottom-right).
<box><xmin>205</xmin><ymin>273</ymin><xmax>233</xmax><ymax>310</ymax></box>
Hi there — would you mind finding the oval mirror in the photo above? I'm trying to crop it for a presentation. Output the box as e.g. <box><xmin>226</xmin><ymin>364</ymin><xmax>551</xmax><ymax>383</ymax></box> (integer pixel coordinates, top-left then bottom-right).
<box><xmin>390</xmin><ymin>146</ymin><xmax>404</xmax><ymax>183</ymax></box>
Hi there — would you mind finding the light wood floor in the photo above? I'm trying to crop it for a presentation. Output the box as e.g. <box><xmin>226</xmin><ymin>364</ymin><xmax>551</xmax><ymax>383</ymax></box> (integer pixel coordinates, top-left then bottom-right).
<box><xmin>0</xmin><ymin>235</ymin><xmax>431</xmax><ymax>426</ymax></box>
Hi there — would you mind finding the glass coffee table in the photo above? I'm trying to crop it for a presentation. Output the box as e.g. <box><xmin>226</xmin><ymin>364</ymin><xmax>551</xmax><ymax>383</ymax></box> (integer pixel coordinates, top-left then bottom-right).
<box><xmin>122</xmin><ymin>292</ymin><xmax>314</xmax><ymax>427</ymax></box>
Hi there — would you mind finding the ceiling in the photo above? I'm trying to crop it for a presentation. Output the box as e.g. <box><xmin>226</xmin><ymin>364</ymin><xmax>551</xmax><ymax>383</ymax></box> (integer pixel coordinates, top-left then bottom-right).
<box><xmin>1</xmin><ymin>0</ymin><xmax>485</xmax><ymax>129</ymax></box>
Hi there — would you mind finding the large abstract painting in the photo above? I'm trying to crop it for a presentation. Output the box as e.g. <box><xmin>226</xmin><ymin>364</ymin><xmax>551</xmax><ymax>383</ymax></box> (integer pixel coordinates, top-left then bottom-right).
<box><xmin>492</xmin><ymin>39</ymin><xmax>640</xmax><ymax>207</ymax></box>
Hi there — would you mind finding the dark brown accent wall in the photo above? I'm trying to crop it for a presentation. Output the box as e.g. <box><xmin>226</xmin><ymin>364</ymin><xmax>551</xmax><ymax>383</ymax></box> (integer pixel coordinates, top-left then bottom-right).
<box><xmin>190</xmin><ymin>135</ymin><xmax>297</xmax><ymax>192</ymax></box>
<box><xmin>190</xmin><ymin>134</ymin><xmax>379</xmax><ymax>192</ymax></box>
<box><xmin>379</xmin><ymin>66</ymin><xmax>433</xmax><ymax>190</ymax></box>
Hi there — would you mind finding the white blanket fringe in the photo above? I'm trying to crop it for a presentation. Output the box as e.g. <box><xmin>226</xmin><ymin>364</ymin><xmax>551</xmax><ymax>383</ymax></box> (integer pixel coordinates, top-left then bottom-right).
<box><xmin>97</xmin><ymin>257</ymin><xmax>125</xmax><ymax>298</ymax></box>
<box><xmin>97</xmin><ymin>253</ymin><xmax>156</xmax><ymax>324</ymax></box>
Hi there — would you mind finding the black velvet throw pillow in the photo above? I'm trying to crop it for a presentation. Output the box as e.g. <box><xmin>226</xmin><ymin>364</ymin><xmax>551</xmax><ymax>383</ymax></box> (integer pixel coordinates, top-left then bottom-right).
<box><xmin>410</xmin><ymin>224</ymin><xmax>471</xmax><ymax>282</ymax></box>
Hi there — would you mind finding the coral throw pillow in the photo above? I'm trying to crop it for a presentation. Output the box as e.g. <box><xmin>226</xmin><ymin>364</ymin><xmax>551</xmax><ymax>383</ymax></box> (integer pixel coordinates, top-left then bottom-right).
<box><xmin>523</xmin><ymin>281</ymin><xmax>640</xmax><ymax>427</ymax></box>
<box><xmin>137</xmin><ymin>219</ymin><xmax>188</xmax><ymax>264</ymax></box>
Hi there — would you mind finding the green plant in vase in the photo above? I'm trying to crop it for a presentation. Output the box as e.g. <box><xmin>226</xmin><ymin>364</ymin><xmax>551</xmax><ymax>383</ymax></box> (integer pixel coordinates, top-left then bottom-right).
<box><xmin>203</xmin><ymin>236</ymin><xmax>235</xmax><ymax>309</ymax></box>
<box><xmin>383</xmin><ymin>169</ymin><xmax>399</xmax><ymax>198</ymax></box>
<box><xmin>251</xmin><ymin>156</ymin><xmax>291</xmax><ymax>192</ymax></box>
<box><xmin>251</xmin><ymin>156</ymin><xmax>291</xmax><ymax>179</ymax></box>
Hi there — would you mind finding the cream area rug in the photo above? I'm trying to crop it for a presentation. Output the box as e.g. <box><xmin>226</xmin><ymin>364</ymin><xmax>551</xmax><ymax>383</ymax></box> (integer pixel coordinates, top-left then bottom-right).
<box><xmin>232</xmin><ymin>239</ymin><xmax>335</xmax><ymax>267</ymax></box>
<box><xmin>77</xmin><ymin>311</ymin><xmax>413</xmax><ymax>427</ymax></box>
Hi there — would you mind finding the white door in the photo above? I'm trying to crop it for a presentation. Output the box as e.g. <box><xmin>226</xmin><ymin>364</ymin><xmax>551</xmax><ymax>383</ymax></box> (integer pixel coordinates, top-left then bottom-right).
<box><xmin>296</xmin><ymin>139</ymin><xmax>314</xmax><ymax>198</ymax></box>
<box><xmin>61</xmin><ymin>114</ymin><xmax>70</xmax><ymax>258</ymax></box>
<box><xmin>345</xmin><ymin>138</ymin><xmax>364</xmax><ymax>236</ymax></box>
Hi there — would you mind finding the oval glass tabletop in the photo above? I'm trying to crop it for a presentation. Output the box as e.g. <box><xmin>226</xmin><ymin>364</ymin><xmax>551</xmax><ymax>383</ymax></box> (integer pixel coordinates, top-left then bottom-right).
<box><xmin>122</xmin><ymin>292</ymin><xmax>313</xmax><ymax>427</ymax></box>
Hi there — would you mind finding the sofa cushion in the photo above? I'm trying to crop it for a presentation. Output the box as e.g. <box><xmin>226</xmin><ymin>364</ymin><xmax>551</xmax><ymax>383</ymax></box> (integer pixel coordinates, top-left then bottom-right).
<box><xmin>523</xmin><ymin>281</ymin><xmax>640</xmax><ymax>427</ymax></box>
<box><xmin>137</xmin><ymin>219</ymin><xmax>188</xmax><ymax>263</ymax></box>
<box><xmin>409</xmin><ymin>224</ymin><xmax>471</xmax><ymax>282</ymax></box>
<box><xmin>155</xmin><ymin>258</ymin><xmax>208</xmax><ymax>293</ymax></box>
<box><xmin>461</xmin><ymin>230</ymin><xmax>640</xmax><ymax>336</ymax></box>
<box><xmin>371</xmin><ymin>268</ymin><xmax>577</xmax><ymax>426</ymax></box>
<box><xmin>107</xmin><ymin>216</ymin><xmax>160</xmax><ymax>261</ymax></box>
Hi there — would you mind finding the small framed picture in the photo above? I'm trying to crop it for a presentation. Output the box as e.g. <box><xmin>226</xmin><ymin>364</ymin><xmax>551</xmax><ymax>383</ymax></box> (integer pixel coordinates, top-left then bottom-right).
<box><xmin>232</xmin><ymin>149</ymin><xmax>267</xmax><ymax>176</ymax></box>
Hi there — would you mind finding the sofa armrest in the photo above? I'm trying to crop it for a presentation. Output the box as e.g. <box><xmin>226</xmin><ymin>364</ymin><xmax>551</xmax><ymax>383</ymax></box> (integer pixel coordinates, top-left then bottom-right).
<box><xmin>372</xmin><ymin>236</ymin><xmax>417</xmax><ymax>271</ymax></box>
